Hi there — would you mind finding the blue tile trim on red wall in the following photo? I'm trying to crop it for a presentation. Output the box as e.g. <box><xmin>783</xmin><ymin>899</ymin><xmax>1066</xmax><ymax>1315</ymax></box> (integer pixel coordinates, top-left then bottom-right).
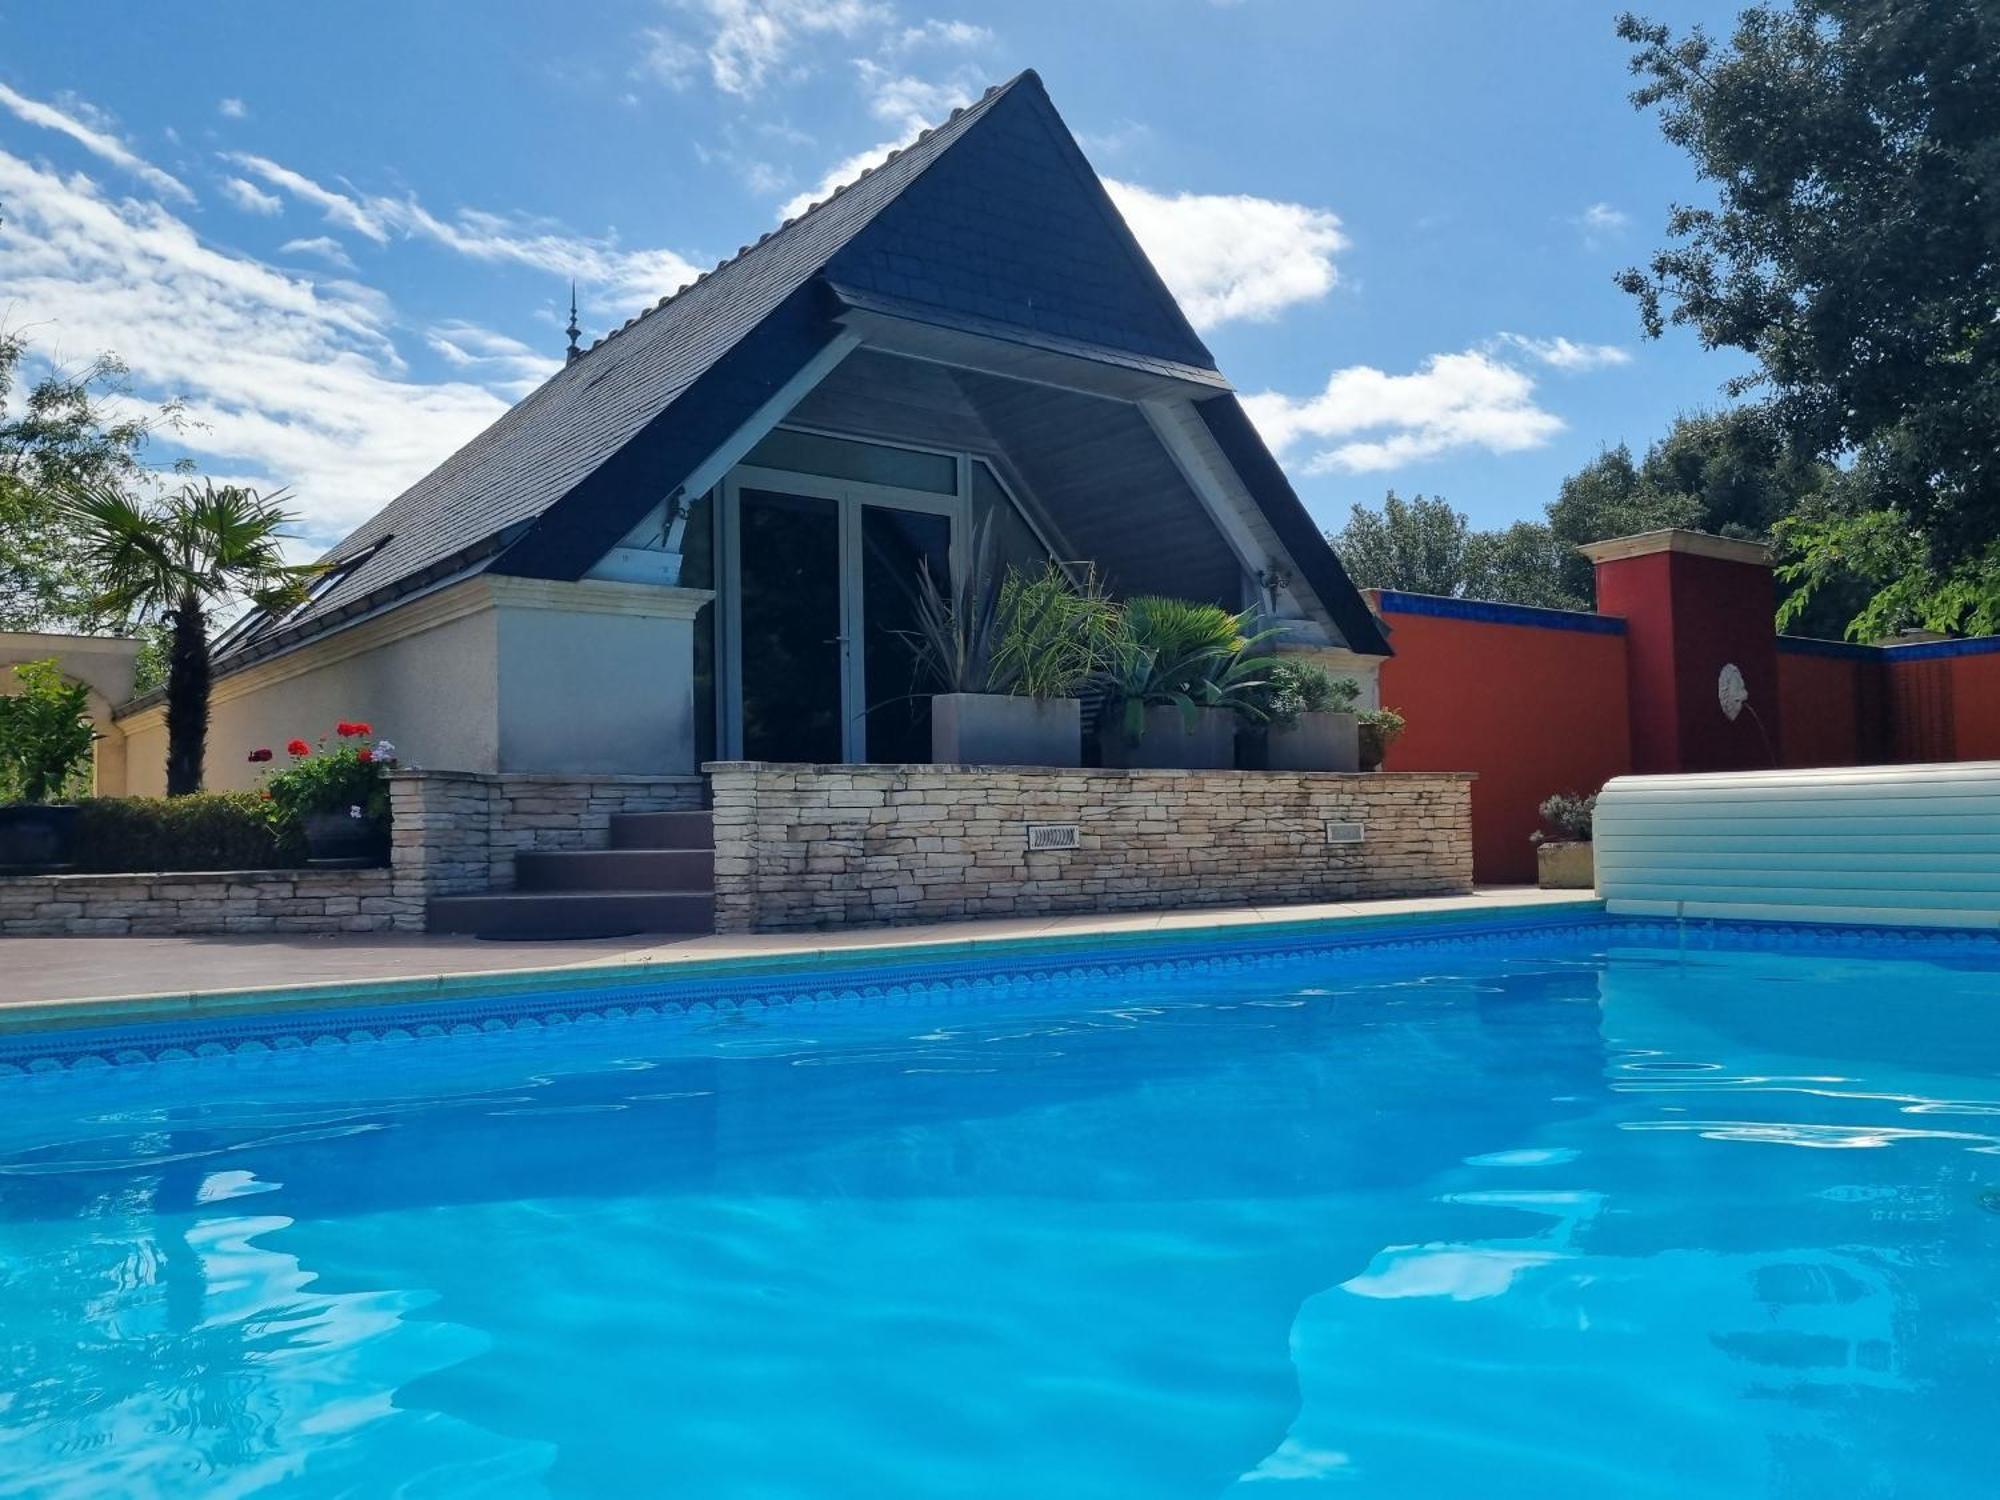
<box><xmin>1375</xmin><ymin>590</ymin><xmax>1627</xmax><ymax>636</ymax></box>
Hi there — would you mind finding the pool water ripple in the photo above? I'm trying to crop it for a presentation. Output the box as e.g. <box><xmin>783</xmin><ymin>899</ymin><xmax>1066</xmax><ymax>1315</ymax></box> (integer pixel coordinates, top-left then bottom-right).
<box><xmin>0</xmin><ymin>928</ymin><xmax>1996</xmax><ymax>1496</ymax></box>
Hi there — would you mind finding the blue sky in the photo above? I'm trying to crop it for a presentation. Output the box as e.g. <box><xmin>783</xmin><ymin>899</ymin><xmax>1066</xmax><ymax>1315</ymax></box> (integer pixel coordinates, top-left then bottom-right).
<box><xmin>0</xmin><ymin>0</ymin><xmax>1753</xmax><ymax>554</ymax></box>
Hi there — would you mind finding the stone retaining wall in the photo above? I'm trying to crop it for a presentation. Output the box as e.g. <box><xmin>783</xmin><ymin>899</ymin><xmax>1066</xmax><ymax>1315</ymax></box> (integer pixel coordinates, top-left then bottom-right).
<box><xmin>0</xmin><ymin>867</ymin><xmax>413</xmax><ymax>937</ymax></box>
<box><xmin>0</xmin><ymin>769</ymin><xmax>707</xmax><ymax>937</ymax></box>
<box><xmin>707</xmin><ymin>763</ymin><xmax>1475</xmax><ymax>933</ymax></box>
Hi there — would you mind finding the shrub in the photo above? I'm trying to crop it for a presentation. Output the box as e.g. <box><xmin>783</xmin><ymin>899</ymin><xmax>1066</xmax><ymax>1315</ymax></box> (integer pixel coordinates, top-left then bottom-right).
<box><xmin>1533</xmin><ymin>791</ymin><xmax>1597</xmax><ymax>843</ymax></box>
<box><xmin>0</xmin><ymin>659</ymin><xmax>97</xmax><ymax>804</ymax></box>
<box><xmin>1253</xmin><ymin>660</ymin><xmax>1361</xmax><ymax>728</ymax></box>
<box><xmin>70</xmin><ymin>792</ymin><xmax>301</xmax><ymax>872</ymax></box>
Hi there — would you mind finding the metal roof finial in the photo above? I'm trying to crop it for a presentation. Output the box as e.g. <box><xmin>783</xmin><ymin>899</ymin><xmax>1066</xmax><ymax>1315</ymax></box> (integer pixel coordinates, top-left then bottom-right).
<box><xmin>564</xmin><ymin>281</ymin><xmax>582</xmax><ymax>364</ymax></box>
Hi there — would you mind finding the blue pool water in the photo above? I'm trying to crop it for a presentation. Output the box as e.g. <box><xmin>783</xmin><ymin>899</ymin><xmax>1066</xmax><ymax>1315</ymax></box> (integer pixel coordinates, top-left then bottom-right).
<box><xmin>3</xmin><ymin>918</ymin><xmax>2000</xmax><ymax>1497</ymax></box>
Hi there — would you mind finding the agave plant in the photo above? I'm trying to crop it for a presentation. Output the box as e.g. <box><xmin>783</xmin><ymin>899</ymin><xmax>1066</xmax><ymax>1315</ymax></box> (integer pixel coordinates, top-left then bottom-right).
<box><xmin>1104</xmin><ymin>596</ymin><xmax>1282</xmax><ymax>741</ymax></box>
<box><xmin>902</xmin><ymin>514</ymin><xmax>1015</xmax><ymax>696</ymax></box>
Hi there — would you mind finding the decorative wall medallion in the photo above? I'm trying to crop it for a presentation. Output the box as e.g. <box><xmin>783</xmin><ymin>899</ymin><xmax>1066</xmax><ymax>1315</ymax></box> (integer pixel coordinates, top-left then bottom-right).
<box><xmin>1718</xmin><ymin>663</ymin><xmax>1748</xmax><ymax>721</ymax></box>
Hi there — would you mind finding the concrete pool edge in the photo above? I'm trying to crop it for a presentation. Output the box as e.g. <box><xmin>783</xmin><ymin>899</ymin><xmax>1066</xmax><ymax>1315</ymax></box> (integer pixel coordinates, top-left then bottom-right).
<box><xmin>0</xmin><ymin>894</ymin><xmax>1608</xmax><ymax>1039</ymax></box>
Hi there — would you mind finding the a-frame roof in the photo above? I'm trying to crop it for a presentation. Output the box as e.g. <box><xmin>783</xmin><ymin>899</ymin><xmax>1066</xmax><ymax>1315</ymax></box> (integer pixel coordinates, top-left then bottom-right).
<box><xmin>221</xmin><ymin>70</ymin><xmax>1389</xmax><ymax>664</ymax></box>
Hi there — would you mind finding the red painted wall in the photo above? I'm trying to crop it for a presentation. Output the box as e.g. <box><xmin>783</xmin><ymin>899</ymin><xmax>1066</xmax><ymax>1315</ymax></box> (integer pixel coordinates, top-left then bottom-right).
<box><xmin>1946</xmin><ymin>651</ymin><xmax>2000</xmax><ymax>758</ymax></box>
<box><xmin>1595</xmin><ymin>550</ymin><xmax>1781</xmax><ymax>772</ymax></box>
<box><xmin>1776</xmin><ymin>649</ymin><xmax>1886</xmax><ymax>767</ymax></box>
<box><xmin>1373</xmin><ymin>595</ymin><xmax>1631</xmax><ymax>885</ymax></box>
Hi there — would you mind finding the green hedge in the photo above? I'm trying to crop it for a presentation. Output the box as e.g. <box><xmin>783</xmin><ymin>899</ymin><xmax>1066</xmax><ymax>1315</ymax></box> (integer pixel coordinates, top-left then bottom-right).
<box><xmin>71</xmin><ymin>793</ymin><xmax>306</xmax><ymax>874</ymax></box>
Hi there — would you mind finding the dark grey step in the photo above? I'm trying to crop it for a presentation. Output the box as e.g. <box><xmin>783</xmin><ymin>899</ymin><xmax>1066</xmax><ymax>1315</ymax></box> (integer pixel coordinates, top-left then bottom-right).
<box><xmin>428</xmin><ymin>890</ymin><xmax>714</xmax><ymax>940</ymax></box>
<box><xmin>609</xmin><ymin>810</ymin><xmax>713</xmax><ymax>851</ymax></box>
<box><xmin>515</xmin><ymin>848</ymin><xmax>713</xmax><ymax>892</ymax></box>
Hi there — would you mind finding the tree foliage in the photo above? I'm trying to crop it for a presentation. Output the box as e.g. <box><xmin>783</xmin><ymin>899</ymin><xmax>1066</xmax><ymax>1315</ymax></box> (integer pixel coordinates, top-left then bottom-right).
<box><xmin>1330</xmin><ymin>408</ymin><xmax>1838</xmax><ymax>619</ymax></box>
<box><xmin>1616</xmin><ymin>1</ymin><xmax>2000</xmax><ymax>637</ymax></box>
<box><xmin>59</xmin><ymin>481</ymin><xmax>321</xmax><ymax>795</ymax></box>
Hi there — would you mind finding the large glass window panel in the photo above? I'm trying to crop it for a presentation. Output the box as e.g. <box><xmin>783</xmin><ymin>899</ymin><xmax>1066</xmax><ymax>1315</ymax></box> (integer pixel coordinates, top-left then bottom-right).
<box><xmin>971</xmin><ymin>460</ymin><xmax>1054</xmax><ymax>578</ymax></box>
<box><xmin>738</xmin><ymin>489</ymin><xmax>843</xmax><ymax>763</ymax></box>
<box><xmin>743</xmin><ymin>428</ymin><xmax>957</xmax><ymax>495</ymax></box>
<box><xmin>860</xmin><ymin>505</ymin><xmax>954</xmax><ymax>764</ymax></box>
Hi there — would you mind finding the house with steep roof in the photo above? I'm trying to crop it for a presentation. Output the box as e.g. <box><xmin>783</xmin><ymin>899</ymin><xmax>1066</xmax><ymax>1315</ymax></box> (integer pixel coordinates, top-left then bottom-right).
<box><xmin>109</xmin><ymin>71</ymin><xmax>1389</xmax><ymax>794</ymax></box>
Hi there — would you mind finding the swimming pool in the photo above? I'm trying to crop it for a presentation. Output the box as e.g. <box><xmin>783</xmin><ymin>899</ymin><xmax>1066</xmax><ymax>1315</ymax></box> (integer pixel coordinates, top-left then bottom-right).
<box><xmin>3</xmin><ymin>912</ymin><xmax>1997</xmax><ymax>1497</ymax></box>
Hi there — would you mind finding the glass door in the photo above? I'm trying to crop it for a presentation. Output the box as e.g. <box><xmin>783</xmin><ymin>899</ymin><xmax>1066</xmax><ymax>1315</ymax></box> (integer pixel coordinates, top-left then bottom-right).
<box><xmin>723</xmin><ymin>457</ymin><xmax>965</xmax><ymax>763</ymax></box>
<box><xmin>858</xmin><ymin>504</ymin><xmax>954</xmax><ymax>763</ymax></box>
<box><xmin>734</xmin><ymin>488</ymin><xmax>844</xmax><ymax>763</ymax></box>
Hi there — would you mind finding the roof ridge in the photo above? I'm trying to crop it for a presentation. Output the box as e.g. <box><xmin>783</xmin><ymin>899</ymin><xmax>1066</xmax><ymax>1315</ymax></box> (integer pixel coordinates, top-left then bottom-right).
<box><xmin>575</xmin><ymin>71</ymin><xmax>1035</xmax><ymax>360</ymax></box>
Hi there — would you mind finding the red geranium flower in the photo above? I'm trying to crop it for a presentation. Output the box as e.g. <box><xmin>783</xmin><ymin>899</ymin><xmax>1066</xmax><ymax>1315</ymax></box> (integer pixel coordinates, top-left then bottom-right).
<box><xmin>287</xmin><ymin>738</ymin><xmax>312</xmax><ymax>757</ymax></box>
<box><xmin>247</xmin><ymin>747</ymin><xmax>273</xmax><ymax>763</ymax></box>
<box><xmin>356</xmin><ymin>748</ymin><xmax>374</xmax><ymax>764</ymax></box>
<box><xmin>337</xmin><ymin>720</ymin><xmax>373</xmax><ymax>738</ymax></box>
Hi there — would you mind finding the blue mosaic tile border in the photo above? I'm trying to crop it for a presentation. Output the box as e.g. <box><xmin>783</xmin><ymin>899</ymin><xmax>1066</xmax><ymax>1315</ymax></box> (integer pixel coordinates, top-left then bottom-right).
<box><xmin>2</xmin><ymin>910</ymin><xmax>1994</xmax><ymax>1077</ymax></box>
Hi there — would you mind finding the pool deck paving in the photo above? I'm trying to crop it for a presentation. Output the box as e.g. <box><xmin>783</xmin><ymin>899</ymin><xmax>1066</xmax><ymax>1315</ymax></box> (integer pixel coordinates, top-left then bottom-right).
<box><xmin>0</xmin><ymin>887</ymin><xmax>1598</xmax><ymax>1032</ymax></box>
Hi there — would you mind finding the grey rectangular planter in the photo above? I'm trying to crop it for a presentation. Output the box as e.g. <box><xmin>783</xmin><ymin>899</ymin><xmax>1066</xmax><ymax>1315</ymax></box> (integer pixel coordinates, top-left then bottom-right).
<box><xmin>1098</xmin><ymin>704</ymin><xmax>1237</xmax><ymax>770</ymax></box>
<box><xmin>1264</xmin><ymin>711</ymin><xmax>1360</xmax><ymax>772</ymax></box>
<box><xmin>1536</xmin><ymin>841</ymin><xmax>1595</xmax><ymax>890</ymax></box>
<box><xmin>931</xmin><ymin>693</ymin><xmax>1082</xmax><ymax>767</ymax></box>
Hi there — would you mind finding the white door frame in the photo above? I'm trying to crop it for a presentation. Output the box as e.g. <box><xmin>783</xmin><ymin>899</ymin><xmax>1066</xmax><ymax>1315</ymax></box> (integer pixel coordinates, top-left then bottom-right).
<box><xmin>720</xmin><ymin>464</ymin><xmax>966</xmax><ymax>761</ymax></box>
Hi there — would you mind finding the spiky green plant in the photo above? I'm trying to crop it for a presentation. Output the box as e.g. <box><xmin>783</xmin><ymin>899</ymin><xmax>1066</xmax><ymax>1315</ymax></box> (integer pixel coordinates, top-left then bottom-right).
<box><xmin>991</xmin><ymin>562</ymin><xmax>1118</xmax><ymax>700</ymax></box>
<box><xmin>1104</xmin><ymin>597</ymin><xmax>1282</xmax><ymax>741</ymax></box>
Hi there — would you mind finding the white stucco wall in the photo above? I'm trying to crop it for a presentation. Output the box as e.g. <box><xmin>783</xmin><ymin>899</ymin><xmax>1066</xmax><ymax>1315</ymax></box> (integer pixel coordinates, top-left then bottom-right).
<box><xmin>110</xmin><ymin>577</ymin><xmax>710</xmax><ymax>795</ymax></box>
<box><xmin>117</xmin><ymin>605</ymin><xmax>501</xmax><ymax>796</ymax></box>
<box><xmin>495</xmin><ymin>603</ymin><xmax>701</xmax><ymax>774</ymax></box>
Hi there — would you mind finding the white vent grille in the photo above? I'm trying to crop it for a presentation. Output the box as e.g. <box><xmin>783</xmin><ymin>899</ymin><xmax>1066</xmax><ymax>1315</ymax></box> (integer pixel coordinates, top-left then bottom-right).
<box><xmin>1324</xmin><ymin>821</ymin><xmax>1366</xmax><ymax>845</ymax></box>
<box><xmin>1026</xmin><ymin>823</ymin><xmax>1080</xmax><ymax>851</ymax></box>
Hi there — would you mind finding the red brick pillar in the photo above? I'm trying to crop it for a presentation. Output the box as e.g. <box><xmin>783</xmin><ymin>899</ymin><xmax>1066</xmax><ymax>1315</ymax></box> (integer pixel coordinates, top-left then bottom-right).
<box><xmin>1581</xmin><ymin>530</ymin><xmax>1781</xmax><ymax>773</ymax></box>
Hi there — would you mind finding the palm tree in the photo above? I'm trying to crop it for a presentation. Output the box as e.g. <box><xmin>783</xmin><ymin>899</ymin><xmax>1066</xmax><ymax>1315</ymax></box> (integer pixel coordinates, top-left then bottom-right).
<box><xmin>63</xmin><ymin>481</ymin><xmax>322</xmax><ymax>795</ymax></box>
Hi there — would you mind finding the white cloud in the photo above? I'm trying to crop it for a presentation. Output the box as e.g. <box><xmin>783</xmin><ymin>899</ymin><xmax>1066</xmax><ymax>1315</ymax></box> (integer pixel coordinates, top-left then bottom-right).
<box><xmin>1497</xmin><ymin>333</ymin><xmax>1631</xmax><ymax>372</ymax></box>
<box><xmin>425</xmin><ymin>320</ymin><xmax>563</xmax><ymax>398</ymax></box>
<box><xmin>0</xmin><ymin>145</ymin><xmax>511</xmax><ymax>545</ymax></box>
<box><xmin>890</xmin><ymin>19</ymin><xmax>992</xmax><ymax>50</ymax></box>
<box><xmin>0</xmin><ymin>81</ymin><xmax>193</xmax><ymax>203</ymax></box>
<box><xmin>1242</xmin><ymin>347</ymin><xmax>1567</xmax><ymax>474</ymax></box>
<box><xmin>228</xmin><ymin>152</ymin><xmax>389</xmax><ymax>241</ymax></box>
<box><xmin>229</xmin><ymin>152</ymin><xmax>704</xmax><ymax>315</ymax></box>
<box><xmin>219</xmin><ymin>175</ymin><xmax>282</xmax><ymax>216</ymax></box>
<box><xmin>278</xmin><ymin>235</ymin><xmax>356</xmax><ymax>270</ymax></box>
<box><xmin>1105</xmin><ymin>180</ymin><xmax>1346</xmax><ymax>329</ymax></box>
<box><xmin>1575</xmin><ymin>201</ymin><xmax>1630</xmax><ymax>249</ymax></box>
<box><xmin>777</xmin><ymin>63</ymin><xmax>979</xmax><ymax>220</ymax></box>
<box><xmin>646</xmin><ymin>0</ymin><xmax>893</xmax><ymax>97</ymax></box>
<box><xmin>218</xmin><ymin>97</ymin><xmax>248</xmax><ymax>120</ymax></box>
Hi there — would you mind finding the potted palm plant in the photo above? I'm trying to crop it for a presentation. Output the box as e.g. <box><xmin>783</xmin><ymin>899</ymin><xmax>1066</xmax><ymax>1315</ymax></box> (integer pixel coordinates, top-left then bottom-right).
<box><xmin>1531</xmin><ymin>791</ymin><xmax>1597</xmax><ymax>889</ymax></box>
<box><xmin>1098</xmin><ymin>598</ymin><xmax>1279</xmax><ymax>770</ymax></box>
<box><xmin>0</xmin><ymin>659</ymin><xmax>98</xmax><ymax>871</ymax></box>
<box><xmin>1239</xmin><ymin>660</ymin><xmax>1361</xmax><ymax>771</ymax></box>
<box><xmin>909</xmin><ymin>523</ymin><xmax>1113</xmax><ymax>767</ymax></box>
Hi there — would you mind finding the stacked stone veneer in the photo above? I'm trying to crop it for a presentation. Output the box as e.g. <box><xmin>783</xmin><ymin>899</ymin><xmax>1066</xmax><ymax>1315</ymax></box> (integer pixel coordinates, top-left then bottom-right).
<box><xmin>0</xmin><ymin>867</ymin><xmax>412</xmax><ymax>937</ymax></box>
<box><xmin>707</xmin><ymin>763</ymin><xmax>1475</xmax><ymax>933</ymax></box>
<box><xmin>0</xmin><ymin>769</ymin><xmax>706</xmax><ymax>937</ymax></box>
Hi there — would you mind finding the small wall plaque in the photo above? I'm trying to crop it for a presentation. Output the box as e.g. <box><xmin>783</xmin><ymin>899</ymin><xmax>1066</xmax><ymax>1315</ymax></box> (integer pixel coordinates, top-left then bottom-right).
<box><xmin>1325</xmin><ymin>821</ymin><xmax>1366</xmax><ymax>845</ymax></box>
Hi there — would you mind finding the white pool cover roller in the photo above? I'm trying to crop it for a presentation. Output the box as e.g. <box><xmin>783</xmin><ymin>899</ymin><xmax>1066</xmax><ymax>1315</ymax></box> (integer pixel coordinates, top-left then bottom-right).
<box><xmin>1594</xmin><ymin>762</ymin><xmax>2000</xmax><ymax>930</ymax></box>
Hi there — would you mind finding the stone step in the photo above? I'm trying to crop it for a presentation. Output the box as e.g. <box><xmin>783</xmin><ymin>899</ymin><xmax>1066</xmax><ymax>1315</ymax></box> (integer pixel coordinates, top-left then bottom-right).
<box><xmin>514</xmin><ymin>848</ymin><xmax>712</xmax><ymax>892</ymax></box>
<box><xmin>427</xmin><ymin>889</ymin><xmax>714</xmax><ymax>940</ymax></box>
<box><xmin>608</xmin><ymin>810</ymin><xmax>713</xmax><ymax>851</ymax></box>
